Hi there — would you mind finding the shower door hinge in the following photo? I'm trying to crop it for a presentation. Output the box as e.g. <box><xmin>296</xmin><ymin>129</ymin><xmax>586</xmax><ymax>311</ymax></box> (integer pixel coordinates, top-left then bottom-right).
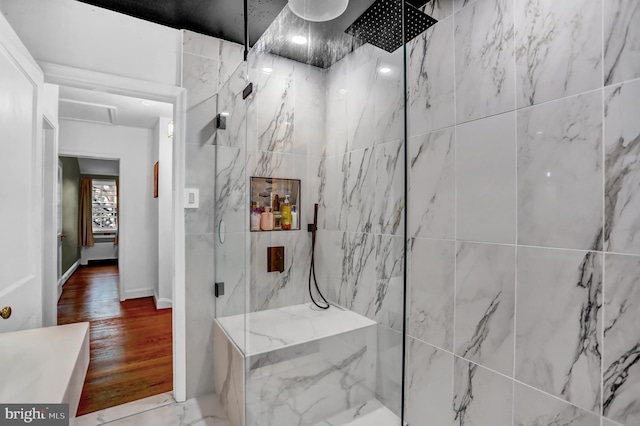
<box><xmin>242</xmin><ymin>83</ymin><xmax>253</xmax><ymax>100</ymax></box>
<box><xmin>215</xmin><ymin>282</ymin><xmax>225</xmax><ymax>297</ymax></box>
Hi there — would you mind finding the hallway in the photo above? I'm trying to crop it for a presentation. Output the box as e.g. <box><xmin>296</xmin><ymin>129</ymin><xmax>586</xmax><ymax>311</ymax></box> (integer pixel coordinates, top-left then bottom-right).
<box><xmin>58</xmin><ymin>265</ymin><xmax>173</xmax><ymax>416</ymax></box>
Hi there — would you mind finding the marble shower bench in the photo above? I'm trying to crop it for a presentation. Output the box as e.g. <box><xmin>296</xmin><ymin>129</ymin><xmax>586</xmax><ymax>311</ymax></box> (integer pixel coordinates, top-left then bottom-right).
<box><xmin>213</xmin><ymin>304</ymin><xmax>399</xmax><ymax>426</ymax></box>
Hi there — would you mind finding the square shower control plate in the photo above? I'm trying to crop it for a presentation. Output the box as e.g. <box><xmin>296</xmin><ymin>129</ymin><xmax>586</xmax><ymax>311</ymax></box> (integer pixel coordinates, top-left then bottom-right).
<box><xmin>267</xmin><ymin>246</ymin><xmax>285</xmax><ymax>273</ymax></box>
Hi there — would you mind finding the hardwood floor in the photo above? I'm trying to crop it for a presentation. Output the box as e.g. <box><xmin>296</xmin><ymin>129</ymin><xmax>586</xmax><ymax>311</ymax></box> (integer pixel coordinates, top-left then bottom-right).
<box><xmin>58</xmin><ymin>265</ymin><xmax>173</xmax><ymax>416</ymax></box>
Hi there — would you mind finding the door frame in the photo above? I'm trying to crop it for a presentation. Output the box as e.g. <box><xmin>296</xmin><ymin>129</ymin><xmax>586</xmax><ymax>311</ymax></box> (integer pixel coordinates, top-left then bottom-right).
<box><xmin>42</xmin><ymin>61</ymin><xmax>188</xmax><ymax>402</ymax></box>
<box><xmin>42</xmin><ymin>114</ymin><xmax>58</xmax><ymax>327</ymax></box>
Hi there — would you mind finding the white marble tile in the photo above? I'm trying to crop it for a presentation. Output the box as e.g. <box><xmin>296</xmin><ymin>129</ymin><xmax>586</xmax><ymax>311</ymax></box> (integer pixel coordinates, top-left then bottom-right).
<box><xmin>605</xmin><ymin>80</ymin><xmax>640</xmax><ymax>255</ymax></box>
<box><xmin>456</xmin><ymin>112</ymin><xmax>516</xmax><ymax>244</ymax></box>
<box><xmin>218</xmin><ymin>40</ymin><xmax>244</xmax><ymax>92</ymax></box>
<box><xmin>375</xmin><ymin>235</ymin><xmax>404</xmax><ymax>331</ymax></box>
<box><xmin>347</xmin><ymin>148</ymin><xmax>376</xmax><ymax>233</ymax></box>
<box><xmin>453</xmin><ymin>357</ymin><xmax>513</xmax><ymax>426</ymax></box>
<box><xmin>293</xmin><ymin>154</ymin><xmax>323</xmax><ymax>230</ymax></box>
<box><xmin>213</xmin><ymin>321</ymin><xmax>244</xmax><ymax>426</ymax></box>
<box><xmin>420</xmin><ymin>0</ymin><xmax>455</xmax><ymax>20</ymax></box>
<box><xmin>375</xmin><ymin>140</ymin><xmax>404</xmax><ymax>236</ymax></box>
<box><xmin>408</xmin><ymin>238</ymin><xmax>455</xmax><ymax>351</ymax></box>
<box><xmin>604</xmin><ymin>0</ymin><xmax>640</xmax><ymax>86</ymax></box>
<box><xmin>216</xmin><ymin>146</ymin><xmax>247</xmax><ymax>234</ymax></box>
<box><xmin>186</xmin><ymin>93</ymin><xmax>217</xmax><ymax>146</ymax></box>
<box><xmin>375</xmin><ymin>325</ymin><xmax>403</xmax><ymax>416</ymax></box>
<box><xmin>216</xmin><ymin>63</ymin><xmax>249</xmax><ymax>149</ymax></box>
<box><xmin>515</xmin><ymin>247</ymin><xmax>602</xmax><ymax>411</ymax></box>
<box><xmin>314</xmin><ymin>230</ymin><xmax>347</xmax><ymax>303</ymax></box>
<box><xmin>454</xmin><ymin>0</ymin><xmax>476</xmax><ymax>11</ymax></box>
<box><xmin>342</xmin><ymin>232</ymin><xmax>377</xmax><ymax>319</ymax></box>
<box><xmin>454</xmin><ymin>0</ymin><xmax>515</xmax><ymax>123</ymax></box>
<box><xmin>405</xmin><ymin>337</ymin><xmax>454</xmax><ymax>426</ymax></box>
<box><xmin>347</xmin><ymin>59</ymin><xmax>377</xmax><ymax>151</ymax></box>
<box><xmin>248</xmin><ymin>230</ymin><xmax>290</xmax><ymax>312</ymax></box>
<box><xmin>408</xmin><ymin>15</ymin><xmax>455</xmax><ymax>137</ymax></box>
<box><xmin>513</xmin><ymin>382</ymin><xmax>600</xmax><ymax>426</ymax></box>
<box><xmin>183</xmin><ymin>30</ymin><xmax>219</xmax><ymax>60</ymax></box>
<box><xmin>603</xmin><ymin>420</ymin><xmax>622</xmax><ymax>426</ymax></box>
<box><xmin>184</xmin><ymin>234</ymin><xmax>216</xmax><ymax>398</ymax></box>
<box><xmin>517</xmin><ymin>91</ymin><xmax>603</xmax><ymax>250</ymax></box>
<box><xmin>603</xmin><ymin>253</ymin><xmax>640</xmax><ymax>426</ymax></box>
<box><xmin>215</xmin><ymin>231</ymin><xmax>246</xmax><ymax>318</ymax></box>
<box><xmin>245</xmin><ymin>327</ymin><xmax>376</xmax><ymax>426</ymax></box>
<box><xmin>216</xmin><ymin>303</ymin><xmax>376</xmax><ymax>356</ymax></box>
<box><xmin>185</xmin><ymin>144</ymin><xmax>215</xmax><ymax>235</ymax></box>
<box><xmin>374</xmin><ymin>50</ymin><xmax>404</xmax><ymax>145</ymax></box>
<box><xmin>324</xmin><ymin>68</ymin><xmax>348</xmax><ymax>157</ymax></box>
<box><xmin>247</xmin><ymin>150</ymin><xmax>293</xmax><ymax>181</ymax></box>
<box><xmin>319</xmin><ymin>154</ymin><xmax>348</xmax><ymax>231</ymax></box>
<box><xmin>294</xmin><ymin>65</ymin><xmax>325</xmax><ymax>157</ymax></box>
<box><xmin>312</xmin><ymin>399</ymin><xmax>399</xmax><ymax>426</ymax></box>
<box><xmin>251</xmin><ymin>61</ymin><xmax>295</xmax><ymax>153</ymax></box>
<box><xmin>183</xmin><ymin>53</ymin><xmax>219</xmax><ymax>111</ymax></box>
<box><xmin>409</xmin><ymin>128</ymin><xmax>455</xmax><ymax>240</ymax></box>
<box><xmin>103</xmin><ymin>394</ymin><xmax>231</xmax><ymax>426</ymax></box>
<box><xmin>75</xmin><ymin>392</ymin><xmax>175</xmax><ymax>426</ymax></box>
<box><xmin>455</xmin><ymin>242</ymin><xmax>515</xmax><ymax>376</ymax></box>
<box><xmin>515</xmin><ymin>0</ymin><xmax>602</xmax><ymax>107</ymax></box>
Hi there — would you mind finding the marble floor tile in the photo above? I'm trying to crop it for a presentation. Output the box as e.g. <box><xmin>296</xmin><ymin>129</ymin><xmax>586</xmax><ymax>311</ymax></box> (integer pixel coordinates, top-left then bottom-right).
<box><xmin>456</xmin><ymin>112</ymin><xmax>516</xmax><ymax>244</ymax></box>
<box><xmin>455</xmin><ymin>242</ymin><xmax>515</xmax><ymax>376</ymax></box>
<box><xmin>515</xmin><ymin>247</ymin><xmax>602</xmax><ymax>412</ymax></box>
<box><xmin>604</xmin><ymin>0</ymin><xmax>640</xmax><ymax>86</ymax></box>
<box><xmin>453</xmin><ymin>357</ymin><xmax>513</xmax><ymax>426</ymax></box>
<box><xmin>603</xmin><ymin>253</ymin><xmax>640</xmax><ymax>426</ymax></box>
<box><xmin>312</xmin><ymin>399</ymin><xmax>400</xmax><ymax>426</ymax></box>
<box><xmin>513</xmin><ymin>383</ymin><xmax>600</xmax><ymax>426</ymax></box>
<box><xmin>408</xmin><ymin>238</ymin><xmax>455</xmax><ymax>351</ymax></box>
<box><xmin>604</xmin><ymin>80</ymin><xmax>640</xmax><ymax>255</ymax></box>
<box><xmin>515</xmin><ymin>0</ymin><xmax>602</xmax><ymax>107</ymax></box>
<box><xmin>405</xmin><ymin>337</ymin><xmax>454</xmax><ymax>426</ymax></box>
<box><xmin>75</xmin><ymin>392</ymin><xmax>175</xmax><ymax>426</ymax></box>
<box><xmin>517</xmin><ymin>91</ymin><xmax>603</xmax><ymax>251</ymax></box>
<box><xmin>101</xmin><ymin>394</ymin><xmax>231</xmax><ymax>426</ymax></box>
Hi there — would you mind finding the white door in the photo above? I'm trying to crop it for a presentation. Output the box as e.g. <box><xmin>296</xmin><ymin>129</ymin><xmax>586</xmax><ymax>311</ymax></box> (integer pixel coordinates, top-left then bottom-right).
<box><xmin>0</xmin><ymin>14</ymin><xmax>45</xmax><ymax>332</ymax></box>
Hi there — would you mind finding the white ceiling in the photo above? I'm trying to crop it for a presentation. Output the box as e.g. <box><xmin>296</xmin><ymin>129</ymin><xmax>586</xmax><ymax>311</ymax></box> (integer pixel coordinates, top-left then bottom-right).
<box><xmin>58</xmin><ymin>86</ymin><xmax>173</xmax><ymax>129</ymax></box>
<box><xmin>78</xmin><ymin>158</ymin><xmax>120</xmax><ymax>176</ymax></box>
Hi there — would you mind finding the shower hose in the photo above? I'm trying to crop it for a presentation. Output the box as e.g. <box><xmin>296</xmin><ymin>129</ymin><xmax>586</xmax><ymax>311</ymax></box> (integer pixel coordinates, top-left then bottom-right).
<box><xmin>309</xmin><ymin>203</ymin><xmax>330</xmax><ymax>310</ymax></box>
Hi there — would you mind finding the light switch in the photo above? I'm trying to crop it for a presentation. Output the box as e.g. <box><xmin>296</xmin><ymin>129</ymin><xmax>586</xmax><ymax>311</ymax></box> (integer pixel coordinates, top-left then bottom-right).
<box><xmin>184</xmin><ymin>188</ymin><xmax>199</xmax><ymax>208</ymax></box>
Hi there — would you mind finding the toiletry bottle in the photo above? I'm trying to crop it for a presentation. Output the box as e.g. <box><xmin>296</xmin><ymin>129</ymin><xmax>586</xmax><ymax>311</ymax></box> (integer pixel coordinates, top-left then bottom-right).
<box><xmin>260</xmin><ymin>206</ymin><xmax>273</xmax><ymax>231</ymax></box>
<box><xmin>281</xmin><ymin>195</ymin><xmax>291</xmax><ymax>230</ymax></box>
<box><xmin>274</xmin><ymin>211</ymin><xmax>282</xmax><ymax>230</ymax></box>
<box><xmin>250</xmin><ymin>202</ymin><xmax>261</xmax><ymax>231</ymax></box>
<box><xmin>291</xmin><ymin>205</ymin><xmax>298</xmax><ymax>230</ymax></box>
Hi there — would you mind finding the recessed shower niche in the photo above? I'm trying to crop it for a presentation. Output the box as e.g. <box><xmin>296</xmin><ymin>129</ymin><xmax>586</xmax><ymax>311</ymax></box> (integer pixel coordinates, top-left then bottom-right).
<box><xmin>250</xmin><ymin>177</ymin><xmax>301</xmax><ymax>232</ymax></box>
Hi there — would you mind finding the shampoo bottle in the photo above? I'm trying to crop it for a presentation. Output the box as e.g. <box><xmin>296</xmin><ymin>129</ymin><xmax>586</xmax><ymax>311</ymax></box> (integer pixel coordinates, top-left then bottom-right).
<box><xmin>250</xmin><ymin>202</ymin><xmax>261</xmax><ymax>231</ymax></box>
<box><xmin>281</xmin><ymin>195</ymin><xmax>291</xmax><ymax>230</ymax></box>
<box><xmin>291</xmin><ymin>205</ymin><xmax>298</xmax><ymax>230</ymax></box>
<box><xmin>260</xmin><ymin>207</ymin><xmax>273</xmax><ymax>231</ymax></box>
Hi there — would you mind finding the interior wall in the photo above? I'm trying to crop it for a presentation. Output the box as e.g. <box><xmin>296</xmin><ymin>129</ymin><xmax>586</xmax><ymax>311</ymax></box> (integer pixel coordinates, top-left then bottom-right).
<box><xmin>0</xmin><ymin>0</ymin><xmax>182</xmax><ymax>86</ymax></box>
<box><xmin>403</xmin><ymin>1</ymin><xmax>640</xmax><ymax>426</ymax></box>
<box><xmin>59</xmin><ymin>156</ymin><xmax>80</xmax><ymax>274</ymax></box>
<box><xmin>59</xmin><ymin>119</ymin><xmax>158</xmax><ymax>300</ymax></box>
<box><xmin>315</xmin><ymin>40</ymin><xmax>405</xmax><ymax>414</ymax></box>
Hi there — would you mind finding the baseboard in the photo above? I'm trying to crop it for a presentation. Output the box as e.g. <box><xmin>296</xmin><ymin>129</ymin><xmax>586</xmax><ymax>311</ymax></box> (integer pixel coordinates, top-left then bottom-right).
<box><xmin>58</xmin><ymin>260</ymin><xmax>80</xmax><ymax>300</ymax></box>
<box><xmin>154</xmin><ymin>292</ymin><xmax>173</xmax><ymax>310</ymax></box>
<box><xmin>122</xmin><ymin>288</ymin><xmax>155</xmax><ymax>300</ymax></box>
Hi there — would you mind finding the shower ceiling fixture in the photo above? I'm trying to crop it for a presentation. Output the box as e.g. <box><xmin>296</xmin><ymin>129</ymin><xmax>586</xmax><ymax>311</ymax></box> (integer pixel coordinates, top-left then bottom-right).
<box><xmin>288</xmin><ymin>0</ymin><xmax>349</xmax><ymax>22</ymax></box>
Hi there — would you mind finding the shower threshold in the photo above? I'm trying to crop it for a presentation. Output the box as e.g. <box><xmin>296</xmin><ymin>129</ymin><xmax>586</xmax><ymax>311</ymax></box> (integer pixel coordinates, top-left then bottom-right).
<box><xmin>312</xmin><ymin>399</ymin><xmax>402</xmax><ymax>426</ymax></box>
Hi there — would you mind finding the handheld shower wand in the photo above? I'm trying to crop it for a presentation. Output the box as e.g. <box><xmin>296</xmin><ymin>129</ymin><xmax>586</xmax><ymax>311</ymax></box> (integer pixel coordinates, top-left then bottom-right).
<box><xmin>308</xmin><ymin>203</ymin><xmax>330</xmax><ymax>310</ymax></box>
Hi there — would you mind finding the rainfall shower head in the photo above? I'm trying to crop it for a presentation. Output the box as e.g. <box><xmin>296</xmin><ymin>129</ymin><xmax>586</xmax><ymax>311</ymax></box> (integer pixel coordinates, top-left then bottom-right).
<box><xmin>345</xmin><ymin>0</ymin><xmax>437</xmax><ymax>53</ymax></box>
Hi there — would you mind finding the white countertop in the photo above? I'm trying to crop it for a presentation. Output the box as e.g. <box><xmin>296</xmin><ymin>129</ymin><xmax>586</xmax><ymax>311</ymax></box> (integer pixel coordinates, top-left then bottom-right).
<box><xmin>0</xmin><ymin>322</ymin><xmax>90</xmax><ymax>412</ymax></box>
<box><xmin>216</xmin><ymin>304</ymin><xmax>376</xmax><ymax>356</ymax></box>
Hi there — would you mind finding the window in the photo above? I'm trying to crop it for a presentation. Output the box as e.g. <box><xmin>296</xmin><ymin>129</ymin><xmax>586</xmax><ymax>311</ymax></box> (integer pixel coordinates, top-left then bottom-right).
<box><xmin>92</xmin><ymin>180</ymin><xmax>118</xmax><ymax>232</ymax></box>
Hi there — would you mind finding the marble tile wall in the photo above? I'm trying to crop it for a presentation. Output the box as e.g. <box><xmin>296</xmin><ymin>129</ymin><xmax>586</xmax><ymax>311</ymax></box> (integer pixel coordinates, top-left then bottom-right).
<box><xmin>404</xmin><ymin>0</ymin><xmax>640</xmax><ymax>425</ymax></box>
<box><xmin>182</xmin><ymin>30</ymin><xmax>244</xmax><ymax>399</ymax></box>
